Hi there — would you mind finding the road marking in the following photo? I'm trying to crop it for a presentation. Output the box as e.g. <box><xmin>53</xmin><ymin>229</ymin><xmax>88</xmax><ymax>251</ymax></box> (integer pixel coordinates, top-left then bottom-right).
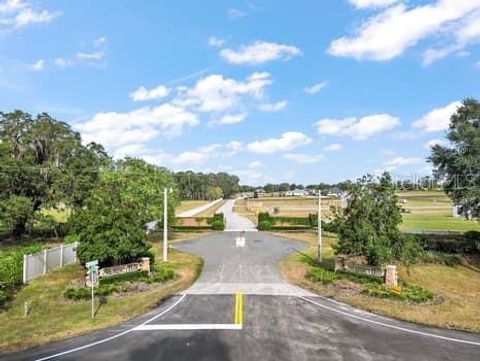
<box><xmin>298</xmin><ymin>295</ymin><xmax>480</xmax><ymax>347</ymax></box>
<box><xmin>134</xmin><ymin>323</ymin><xmax>242</xmax><ymax>330</ymax></box>
<box><xmin>34</xmin><ymin>294</ymin><xmax>187</xmax><ymax>361</ymax></box>
<box><xmin>234</xmin><ymin>291</ymin><xmax>243</xmax><ymax>325</ymax></box>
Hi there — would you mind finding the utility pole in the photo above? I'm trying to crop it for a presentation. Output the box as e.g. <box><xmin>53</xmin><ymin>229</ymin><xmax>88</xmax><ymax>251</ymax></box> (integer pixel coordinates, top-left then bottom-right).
<box><xmin>317</xmin><ymin>191</ymin><xmax>322</xmax><ymax>264</ymax></box>
<box><xmin>163</xmin><ymin>187</ymin><xmax>168</xmax><ymax>263</ymax></box>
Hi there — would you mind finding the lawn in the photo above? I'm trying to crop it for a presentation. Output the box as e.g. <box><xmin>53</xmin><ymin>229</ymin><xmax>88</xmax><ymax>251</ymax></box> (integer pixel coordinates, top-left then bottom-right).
<box><xmin>0</xmin><ymin>242</ymin><xmax>203</xmax><ymax>352</ymax></box>
<box><xmin>195</xmin><ymin>199</ymin><xmax>227</xmax><ymax>217</ymax></box>
<box><xmin>233</xmin><ymin>197</ymin><xmax>337</xmax><ymax>225</ymax></box>
<box><xmin>277</xmin><ymin>231</ymin><xmax>480</xmax><ymax>333</ymax></box>
<box><xmin>175</xmin><ymin>200</ymin><xmax>211</xmax><ymax>215</ymax></box>
<box><xmin>398</xmin><ymin>190</ymin><xmax>480</xmax><ymax>232</ymax></box>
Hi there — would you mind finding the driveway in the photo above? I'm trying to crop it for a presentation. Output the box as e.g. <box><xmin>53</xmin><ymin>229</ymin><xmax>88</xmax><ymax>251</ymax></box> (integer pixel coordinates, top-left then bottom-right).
<box><xmin>216</xmin><ymin>199</ymin><xmax>257</xmax><ymax>232</ymax></box>
<box><xmin>4</xmin><ymin>232</ymin><xmax>480</xmax><ymax>361</ymax></box>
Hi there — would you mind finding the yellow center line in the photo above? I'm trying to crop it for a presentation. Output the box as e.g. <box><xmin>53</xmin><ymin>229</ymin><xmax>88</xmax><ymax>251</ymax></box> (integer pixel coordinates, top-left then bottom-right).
<box><xmin>234</xmin><ymin>291</ymin><xmax>243</xmax><ymax>325</ymax></box>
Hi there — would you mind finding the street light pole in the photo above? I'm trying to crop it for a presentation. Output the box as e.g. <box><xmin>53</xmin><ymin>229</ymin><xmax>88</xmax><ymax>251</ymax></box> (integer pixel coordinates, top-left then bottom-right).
<box><xmin>163</xmin><ymin>187</ymin><xmax>168</xmax><ymax>263</ymax></box>
<box><xmin>317</xmin><ymin>191</ymin><xmax>322</xmax><ymax>264</ymax></box>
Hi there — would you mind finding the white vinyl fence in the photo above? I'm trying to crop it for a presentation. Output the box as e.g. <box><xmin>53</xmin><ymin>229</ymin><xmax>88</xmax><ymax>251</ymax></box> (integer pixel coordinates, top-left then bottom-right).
<box><xmin>23</xmin><ymin>242</ymin><xmax>79</xmax><ymax>284</ymax></box>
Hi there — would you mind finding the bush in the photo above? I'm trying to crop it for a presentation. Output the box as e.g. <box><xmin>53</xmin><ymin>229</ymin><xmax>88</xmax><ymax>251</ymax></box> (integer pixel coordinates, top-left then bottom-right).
<box><xmin>151</xmin><ymin>267</ymin><xmax>175</xmax><ymax>283</ymax></box>
<box><xmin>64</xmin><ymin>284</ymin><xmax>119</xmax><ymax>301</ymax></box>
<box><xmin>365</xmin><ymin>244</ymin><xmax>392</xmax><ymax>266</ymax></box>
<box><xmin>307</xmin><ymin>267</ymin><xmax>337</xmax><ymax>285</ymax></box>
<box><xmin>258</xmin><ymin>221</ymin><xmax>272</xmax><ymax>231</ymax></box>
<box><xmin>211</xmin><ymin>220</ymin><xmax>225</xmax><ymax>230</ymax></box>
<box><xmin>361</xmin><ymin>283</ymin><xmax>433</xmax><ymax>303</ymax></box>
<box><xmin>258</xmin><ymin>212</ymin><xmax>274</xmax><ymax>224</ymax></box>
<box><xmin>419</xmin><ymin>251</ymin><xmax>462</xmax><ymax>266</ymax></box>
<box><xmin>99</xmin><ymin>270</ymin><xmax>149</xmax><ymax>285</ymax></box>
<box><xmin>0</xmin><ymin>244</ymin><xmax>43</xmax><ymax>290</ymax></box>
<box><xmin>0</xmin><ymin>290</ymin><xmax>8</xmax><ymax>308</ymax></box>
<box><xmin>336</xmin><ymin>270</ymin><xmax>383</xmax><ymax>285</ymax></box>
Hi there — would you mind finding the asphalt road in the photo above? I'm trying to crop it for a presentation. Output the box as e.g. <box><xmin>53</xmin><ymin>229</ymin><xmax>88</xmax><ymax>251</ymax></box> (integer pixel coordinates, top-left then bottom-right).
<box><xmin>4</xmin><ymin>232</ymin><xmax>480</xmax><ymax>361</ymax></box>
<box><xmin>216</xmin><ymin>199</ymin><xmax>257</xmax><ymax>232</ymax></box>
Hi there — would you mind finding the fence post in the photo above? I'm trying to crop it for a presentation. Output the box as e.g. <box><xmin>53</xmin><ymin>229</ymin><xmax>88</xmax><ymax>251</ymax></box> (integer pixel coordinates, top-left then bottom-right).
<box><xmin>43</xmin><ymin>249</ymin><xmax>47</xmax><ymax>275</ymax></box>
<box><xmin>23</xmin><ymin>254</ymin><xmax>28</xmax><ymax>284</ymax></box>
<box><xmin>60</xmin><ymin>244</ymin><xmax>64</xmax><ymax>267</ymax></box>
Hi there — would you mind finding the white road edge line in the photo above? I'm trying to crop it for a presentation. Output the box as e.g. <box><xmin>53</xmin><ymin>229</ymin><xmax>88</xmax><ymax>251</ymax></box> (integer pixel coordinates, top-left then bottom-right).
<box><xmin>134</xmin><ymin>323</ymin><xmax>242</xmax><ymax>330</ymax></box>
<box><xmin>34</xmin><ymin>294</ymin><xmax>187</xmax><ymax>361</ymax></box>
<box><xmin>297</xmin><ymin>295</ymin><xmax>480</xmax><ymax>347</ymax></box>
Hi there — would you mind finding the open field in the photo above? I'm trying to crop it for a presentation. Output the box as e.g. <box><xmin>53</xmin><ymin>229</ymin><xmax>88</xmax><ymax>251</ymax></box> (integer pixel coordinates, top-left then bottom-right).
<box><xmin>175</xmin><ymin>200</ymin><xmax>211</xmax><ymax>215</ymax></box>
<box><xmin>398</xmin><ymin>191</ymin><xmax>480</xmax><ymax>232</ymax></box>
<box><xmin>194</xmin><ymin>199</ymin><xmax>227</xmax><ymax>217</ymax></box>
<box><xmin>0</xmin><ymin>243</ymin><xmax>203</xmax><ymax>352</ymax></box>
<box><xmin>233</xmin><ymin>197</ymin><xmax>337</xmax><ymax>225</ymax></box>
<box><xmin>277</xmin><ymin>231</ymin><xmax>480</xmax><ymax>333</ymax></box>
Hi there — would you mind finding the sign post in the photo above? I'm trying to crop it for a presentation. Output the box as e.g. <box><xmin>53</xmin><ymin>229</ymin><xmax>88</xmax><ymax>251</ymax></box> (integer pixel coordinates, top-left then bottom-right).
<box><xmin>86</xmin><ymin>260</ymin><xmax>98</xmax><ymax>318</ymax></box>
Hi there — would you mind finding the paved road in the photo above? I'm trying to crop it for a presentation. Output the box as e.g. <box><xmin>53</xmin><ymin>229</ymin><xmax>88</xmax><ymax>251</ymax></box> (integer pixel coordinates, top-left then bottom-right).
<box><xmin>177</xmin><ymin>199</ymin><xmax>223</xmax><ymax>217</ymax></box>
<box><xmin>216</xmin><ymin>199</ymin><xmax>257</xmax><ymax>232</ymax></box>
<box><xmin>4</xmin><ymin>232</ymin><xmax>480</xmax><ymax>361</ymax></box>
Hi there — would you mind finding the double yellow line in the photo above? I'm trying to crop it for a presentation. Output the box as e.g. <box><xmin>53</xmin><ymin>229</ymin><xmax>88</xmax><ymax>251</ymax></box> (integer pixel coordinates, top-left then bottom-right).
<box><xmin>234</xmin><ymin>291</ymin><xmax>243</xmax><ymax>325</ymax></box>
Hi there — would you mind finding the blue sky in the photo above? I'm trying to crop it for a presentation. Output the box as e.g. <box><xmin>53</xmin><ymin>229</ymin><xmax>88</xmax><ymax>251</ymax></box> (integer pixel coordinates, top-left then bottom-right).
<box><xmin>1</xmin><ymin>0</ymin><xmax>479</xmax><ymax>185</ymax></box>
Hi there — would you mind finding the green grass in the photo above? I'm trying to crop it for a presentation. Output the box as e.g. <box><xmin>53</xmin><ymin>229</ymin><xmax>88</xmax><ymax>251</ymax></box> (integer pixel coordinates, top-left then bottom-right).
<box><xmin>0</xmin><ymin>246</ymin><xmax>202</xmax><ymax>352</ymax></box>
<box><xmin>278</xmin><ymin>231</ymin><xmax>480</xmax><ymax>333</ymax></box>
<box><xmin>401</xmin><ymin>210</ymin><xmax>480</xmax><ymax>232</ymax></box>
<box><xmin>396</xmin><ymin>190</ymin><xmax>480</xmax><ymax>232</ymax></box>
<box><xmin>40</xmin><ymin>208</ymin><xmax>71</xmax><ymax>223</ymax></box>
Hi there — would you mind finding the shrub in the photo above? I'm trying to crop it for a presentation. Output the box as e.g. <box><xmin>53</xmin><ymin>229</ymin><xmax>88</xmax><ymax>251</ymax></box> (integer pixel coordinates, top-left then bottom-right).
<box><xmin>365</xmin><ymin>244</ymin><xmax>392</xmax><ymax>266</ymax></box>
<box><xmin>151</xmin><ymin>267</ymin><xmax>175</xmax><ymax>283</ymax></box>
<box><xmin>0</xmin><ymin>290</ymin><xmax>8</xmax><ymax>308</ymax></box>
<box><xmin>258</xmin><ymin>221</ymin><xmax>272</xmax><ymax>231</ymax></box>
<box><xmin>258</xmin><ymin>212</ymin><xmax>274</xmax><ymax>224</ymax></box>
<box><xmin>336</xmin><ymin>270</ymin><xmax>383</xmax><ymax>285</ymax></box>
<box><xmin>307</xmin><ymin>267</ymin><xmax>337</xmax><ymax>285</ymax></box>
<box><xmin>211</xmin><ymin>220</ymin><xmax>225</xmax><ymax>230</ymax></box>
<box><xmin>419</xmin><ymin>251</ymin><xmax>462</xmax><ymax>266</ymax></box>
<box><xmin>361</xmin><ymin>283</ymin><xmax>433</xmax><ymax>303</ymax></box>
<box><xmin>0</xmin><ymin>244</ymin><xmax>43</xmax><ymax>290</ymax></box>
<box><xmin>99</xmin><ymin>270</ymin><xmax>149</xmax><ymax>285</ymax></box>
<box><xmin>64</xmin><ymin>284</ymin><xmax>119</xmax><ymax>301</ymax></box>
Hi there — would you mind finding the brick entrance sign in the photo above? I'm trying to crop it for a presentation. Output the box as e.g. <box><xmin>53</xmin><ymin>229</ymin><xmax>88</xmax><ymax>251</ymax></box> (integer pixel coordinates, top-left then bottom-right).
<box><xmin>385</xmin><ymin>265</ymin><xmax>398</xmax><ymax>287</ymax></box>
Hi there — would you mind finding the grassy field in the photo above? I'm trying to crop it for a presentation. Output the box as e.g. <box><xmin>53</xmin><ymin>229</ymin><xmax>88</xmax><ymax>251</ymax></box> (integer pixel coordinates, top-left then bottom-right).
<box><xmin>398</xmin><ymin>191</ymin><xmax>480</xmax><ymax>232</ymax></box>
<box><xmin>277</xmin><ymin>231</ymin><xmax>480</xmax><ymax>333</ymax></box>
<box><xmin>195</xmin><ymin>199</ymin><xmax>227</xmax><ymax>217</ymax></box>
<box><xmin>175</xmin><ymin>200</ymin><xmax>211</xmax><ymax>215</ymax></box>
<box><xmin>234</xmin><ymin>197</ymin><xmax>337</xmax><ymax>225</ymax></box>
<box><xmin>0</xmin><ymin>241</ymin><xmax>203</xmax><ymax>352</ymax></box>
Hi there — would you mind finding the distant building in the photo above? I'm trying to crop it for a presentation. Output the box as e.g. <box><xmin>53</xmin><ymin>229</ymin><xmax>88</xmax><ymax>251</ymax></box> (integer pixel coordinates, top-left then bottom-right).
<box><xmin>326</xmin><ymin>187</ymin><xmax>342</xmax><ymax>197</ymax></box>
<box><xmin>285</xmin><ymin>189</ymin><xmax>309</xmax><ymax>197</ymax></box>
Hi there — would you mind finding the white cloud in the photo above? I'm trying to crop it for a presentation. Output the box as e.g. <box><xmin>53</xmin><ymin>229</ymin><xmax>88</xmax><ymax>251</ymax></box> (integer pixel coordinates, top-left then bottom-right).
<box><xmin>220</xmin><ymin>41</ymin><xmax>301</xmax><ymax>65</ymax></box>
<box><xmin>53</xmin><ymin>37</ymin><xmax>107</xmax><ymax>69</ymax></box>
<box><xmin>283</xmin><ymin>153</ymin><xmax>323</xmax><ymax>164</ymax></box>
<box><xmin>76</xmin><ymin>51</ymin><xmax>104</xmax><ymax>61</ymax></box>
<box><xmin>53</xmin><ymin>57</ymin><xmax>71</xmax><ymax>68</ymax></box>
<box><xmin>384</xmin><ymin>156</ymin><xmax>424</xmax><ymax>170</ymax></box>
<box><xmin>412</xmin><ymin>101</ymin><xmax>461</xmax><ymax>132</ymax></box>
<box><xmin>329</xmin><ymin>1</ymin><xmax>480</xmax><ymax>62</ymax></box>
<box><xmin>304</xmin><ymin>81</ymin><xmax>328</xmax><ymax>94</ymax></box>
<box><xmin>258</xmin><ymin>100</ymin><xmax>287</xmax><ymax>112</ymax></box>
<box><xmin>78</xmin><ymin>103</ymin><xmax>199</xmax><ymax>148</ymax></box>
<box><xmin>177</xmin><ymin>72</ymin><xmax>272</xmax><ymax>113</ymax></box>
<box><xmin>247</xmin><ymin>132</ymin><xmax>312</xmax><ymax>154</ymax></box>
<box><xmin>208</xmin><ymin>36</ymin><xmax>225</xmax><ymax>47</ymax></box>
<box><xmin>425</xmin><ymin>138</ymin><xmax>449</xmax><ymax>149</ymax></box>
<box><xmin>228</xmin><ymin>8</ymin><xmax>247</xmax><ymax>20</ymax></box>
<box><xmin>208</xmin><ymin>112</ymin><xmax>247</xmax><ymax>126</ymax></box>
<box><xmin>31</xmin><ymin>58</ymin><xmax>44</xmax><ymax>71</ymax></box>
<box><xmin>249</xmin><ymin>160</ymin><xmax>262</xmax><ymax>169</ymax></box>
<box><xmin>323</xmin><ymin>143</ymin><xmax>343</xmax><ymax>152</ymax></box>
<box><xmin>316</xmin><ymin>113</ymin><xmax>400</xmax><ymax>140</ymax></box>
<box><xmin>0</xmin><ymin>1</ymin><xmax>59</xmax><ymax>31</ymax></box>
<box><xmin>349</xmin><ymin>0</ymin><xmax>400</xmax><ymax>9</ymax></box>
<box><xmin>130</xmin><ymin>85</ymin><xmax>170</xmax><ymax>101</ymax></box>
<box><xmin>173</xmin><ymin>144</ymin><xmax>222</xmax><ymax>165</ymax></box>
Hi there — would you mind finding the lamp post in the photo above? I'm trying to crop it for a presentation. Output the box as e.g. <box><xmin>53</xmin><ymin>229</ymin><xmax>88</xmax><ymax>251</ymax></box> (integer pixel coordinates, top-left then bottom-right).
<box><xmin>163</xmin><ymin>188</ymin><xmax>172</xmax><ymax>263</ymax></box>
<box><xmin>317</xmin><ymin>191</ymin><xmax>322</xmax><ymax>264</ymax></box>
